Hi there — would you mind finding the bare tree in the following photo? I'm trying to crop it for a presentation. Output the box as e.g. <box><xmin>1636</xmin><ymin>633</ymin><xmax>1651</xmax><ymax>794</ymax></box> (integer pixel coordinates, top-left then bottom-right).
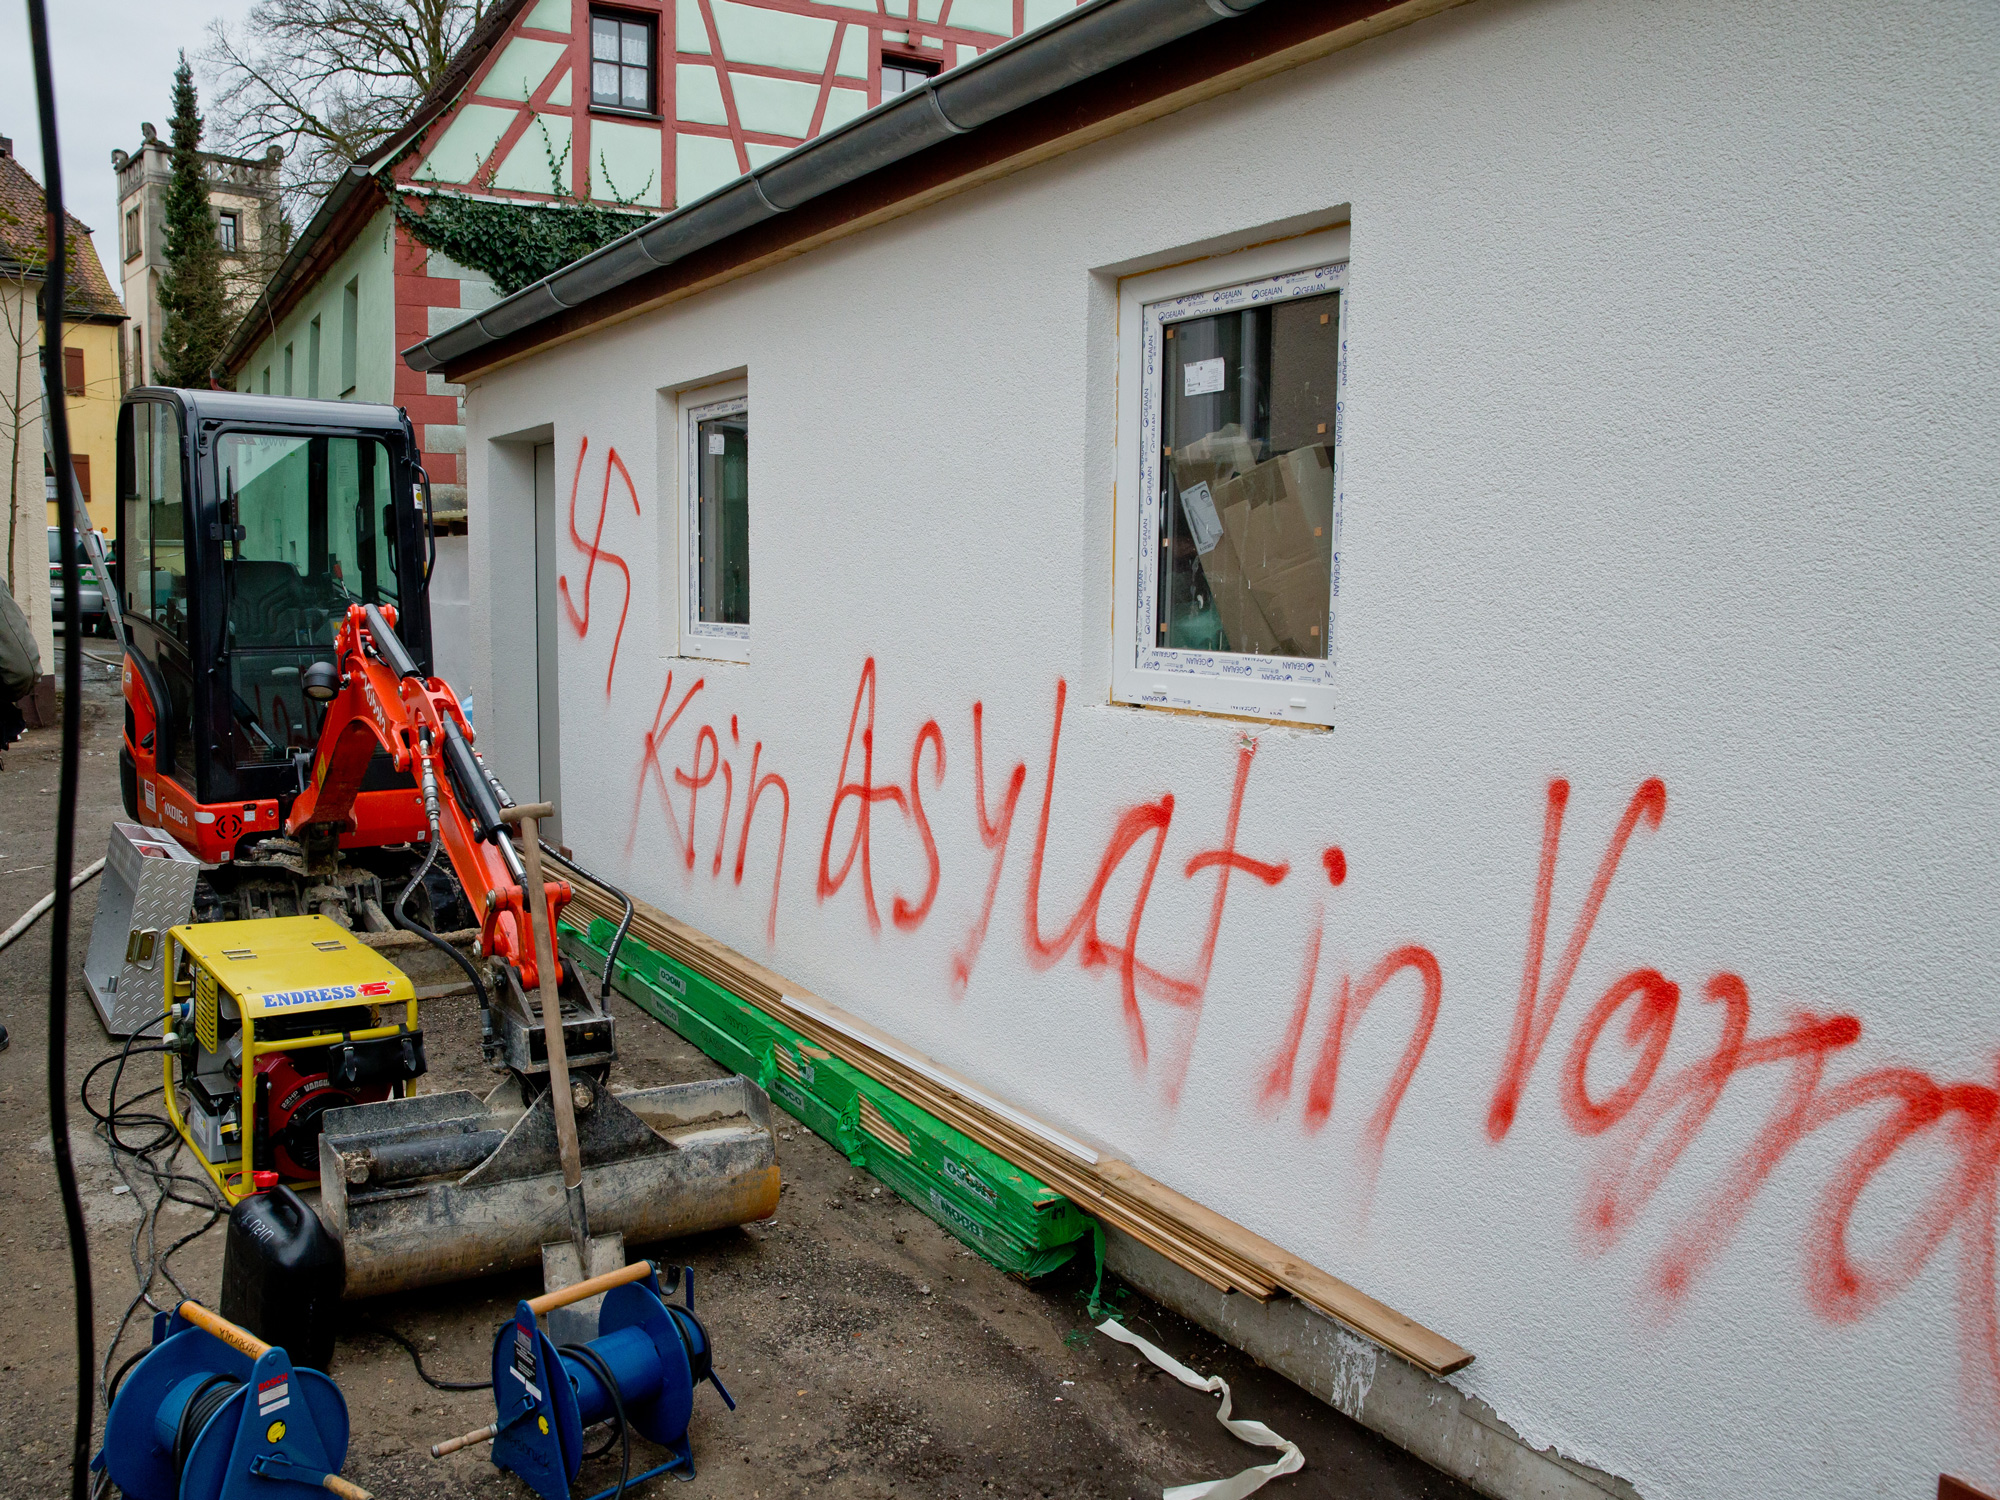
<box><xmin>203</xmin><ymin>0</ymin><xmax>494</xmax><ymax>208</ymax></box>
<box><xmin>0</xmin><ymin>243</ymin><xmax>42</xmax><ymax>602</ymax></box>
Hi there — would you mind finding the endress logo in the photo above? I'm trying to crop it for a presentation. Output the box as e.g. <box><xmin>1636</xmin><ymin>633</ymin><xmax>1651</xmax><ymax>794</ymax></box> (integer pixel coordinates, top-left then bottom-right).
<box><xmin>261</xmin><ymin>983</ymin><xmax>360</xmax><ymax>1009</ymax></box>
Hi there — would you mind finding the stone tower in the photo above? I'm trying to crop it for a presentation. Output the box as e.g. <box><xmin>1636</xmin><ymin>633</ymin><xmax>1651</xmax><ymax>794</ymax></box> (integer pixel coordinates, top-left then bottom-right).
<box><xmin>111</xmin><ymin>124</ymin><xmax>283</xmax><ymax>387</ymax></box>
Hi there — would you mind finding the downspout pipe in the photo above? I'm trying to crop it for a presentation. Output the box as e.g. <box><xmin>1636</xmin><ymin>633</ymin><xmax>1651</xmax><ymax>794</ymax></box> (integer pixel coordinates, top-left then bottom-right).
<box><xmin>404</xmin><ymin>0</ymin><xmax>1268</xmax><ymax>373</ymax></box>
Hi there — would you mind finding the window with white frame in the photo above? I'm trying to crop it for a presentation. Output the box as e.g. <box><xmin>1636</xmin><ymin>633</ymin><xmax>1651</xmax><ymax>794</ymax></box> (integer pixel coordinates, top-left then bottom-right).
<box><xmin>1112</xmin><ymin>229</ymin><xmax>1348</xmax><ymax>726</ymax></box>
<box><xmin>679</xmin><ymin>385</ymin><xmax>748</xmax><ymax>660</ymax></box>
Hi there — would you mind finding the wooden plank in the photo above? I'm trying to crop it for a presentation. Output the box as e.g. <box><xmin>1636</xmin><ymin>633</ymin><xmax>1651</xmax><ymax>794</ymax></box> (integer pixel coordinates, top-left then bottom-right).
<box><xmin>562</xmin><ymin>880</ymin><xmax>1472</xmax><ymax>1373</ymax></box>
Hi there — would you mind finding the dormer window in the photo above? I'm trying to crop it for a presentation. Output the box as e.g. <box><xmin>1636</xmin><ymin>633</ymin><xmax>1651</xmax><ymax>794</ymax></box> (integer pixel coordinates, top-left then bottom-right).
<box><xmin>590</xmin><ymin>10</ymin><xmax>655</xmax><ymax>113</ymax></box>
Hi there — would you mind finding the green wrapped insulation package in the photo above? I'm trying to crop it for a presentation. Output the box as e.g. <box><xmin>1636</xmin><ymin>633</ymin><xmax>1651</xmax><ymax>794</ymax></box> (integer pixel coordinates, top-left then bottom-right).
<box><xmin>559</xmin><ymin>916</ymin><xmax>1092</xmax><ymax>1279</ymax></box>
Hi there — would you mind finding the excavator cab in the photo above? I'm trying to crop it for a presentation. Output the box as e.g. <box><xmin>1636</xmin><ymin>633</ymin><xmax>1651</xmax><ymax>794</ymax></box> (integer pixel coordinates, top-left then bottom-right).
<box><xmin>116</xmin><ymin>388</ymin><xmax>436</xmax><ymax>864</ymax></box>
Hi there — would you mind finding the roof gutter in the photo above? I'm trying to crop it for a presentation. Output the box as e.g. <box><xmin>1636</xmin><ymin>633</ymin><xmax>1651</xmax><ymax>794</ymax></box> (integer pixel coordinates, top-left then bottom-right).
<box><xmin>402</xmin><ymin>0</ymin><xmax>1270</xmax><ymax>376</ymax></box>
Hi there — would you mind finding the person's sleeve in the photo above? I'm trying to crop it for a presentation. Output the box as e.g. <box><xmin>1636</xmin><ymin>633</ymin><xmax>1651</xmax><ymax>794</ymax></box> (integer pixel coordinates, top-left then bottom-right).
<box><xmin>0</xmin><ymin>581</ymin><xmax>42</xmax><ymax>700</ymax></box>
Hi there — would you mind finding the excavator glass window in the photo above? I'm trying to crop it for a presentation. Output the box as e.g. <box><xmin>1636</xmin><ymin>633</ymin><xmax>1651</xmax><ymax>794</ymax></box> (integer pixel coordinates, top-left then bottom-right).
<box><xmin>214</xmin><ymin>431</ymin><xmax>401</xmax><ymax>766</ymax></box>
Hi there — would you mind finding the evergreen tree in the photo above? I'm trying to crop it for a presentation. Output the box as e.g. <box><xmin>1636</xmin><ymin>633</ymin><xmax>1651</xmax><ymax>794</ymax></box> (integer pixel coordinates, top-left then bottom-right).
<box><xmin>157</xmin><ymin>55</ymin><xmax>234</xmax><ymax>389</ymax></box>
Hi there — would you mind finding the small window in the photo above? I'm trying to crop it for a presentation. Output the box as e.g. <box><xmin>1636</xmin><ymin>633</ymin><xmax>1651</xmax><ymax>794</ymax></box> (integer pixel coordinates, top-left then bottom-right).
<box><xmin>124</xmin><ymin>207</ymin><xmax>141</xmax><ymax>262</ymax></box>
<box><xmin>340</xmin><ymin>278</ymin><xmax>359</xmax><ymax>396</ymax></box>
<box><xmin>881</xmin><ymin>55</ymin><xmax>938</xmax><ymax>98</ymax></box>
<box><xmin>307</xmin><ymin>316</ymin><xmax>321</xmax><ymax>399</ymax></box>
<box><xmin>590</xmin><ymin>10</ymin><xmax>655</xmax><ymax>112</ymax></box>
<box><xmin>217</xmin><ymin>212</ymin><xmax>238</xmax><ymax>254</ymax></box>
<box><xmin>70</xmin><ymin>454</ymin><xmax>91</xmax><ymax>502</ymax></box>
<box><xmin>283</xmin><ymin>343</ymin><xmax>294</xmax><ymax>397</ymax></box>
<box><xmin>679</xmin><ymin>386</ymin><xmax>748</xmax><ymax>660</ymax></box>
<box><xmin>261</xmin><ymin>366</ymin><xmax>271</xmax><ymax>395</ymax></box>
<box><xmin>63</xmin><ymin>345</ymin><xmax>84</xmax><ymax>396</ymax></box>
<box><xmin>1112</xmin><ymin>229</ymin><xmax>1349</xmax><ymax>725</ymax></box>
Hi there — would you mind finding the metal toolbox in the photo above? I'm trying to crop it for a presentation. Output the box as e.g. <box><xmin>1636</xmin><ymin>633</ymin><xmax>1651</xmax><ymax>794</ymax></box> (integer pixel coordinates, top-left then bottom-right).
<box><xmin>83</xmin><ymin>821</ymin><xmax>203</xmax><ymax>1036</ymax></box>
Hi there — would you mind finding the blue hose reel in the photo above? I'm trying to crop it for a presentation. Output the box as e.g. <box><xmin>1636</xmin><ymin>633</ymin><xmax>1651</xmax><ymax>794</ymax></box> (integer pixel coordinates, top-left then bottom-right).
<box><xmin>474</xmin><ymin>1262</ymin><xmax>734</xmax><ymax>1500</ymax></box>
<box><xmin>92</xmin><ymin>1301</ymin><xmax>363</xmax><ymax>1499</ymax></box>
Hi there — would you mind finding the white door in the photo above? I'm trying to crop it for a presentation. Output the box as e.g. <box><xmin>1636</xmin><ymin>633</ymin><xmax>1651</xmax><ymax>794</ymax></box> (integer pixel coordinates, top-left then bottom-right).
<box><xmin>532</xmin><ymin>442</ymin><xmax>563</xmax><ymax>847</ymax></box>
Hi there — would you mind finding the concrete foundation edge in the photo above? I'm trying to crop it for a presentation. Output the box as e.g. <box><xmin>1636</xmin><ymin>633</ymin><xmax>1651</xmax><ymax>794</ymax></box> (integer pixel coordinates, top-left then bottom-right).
<box><xmin>1099</xmin><ymin>1224</ymin><xmax>1641</xmax><ymax>1500</ymax></box>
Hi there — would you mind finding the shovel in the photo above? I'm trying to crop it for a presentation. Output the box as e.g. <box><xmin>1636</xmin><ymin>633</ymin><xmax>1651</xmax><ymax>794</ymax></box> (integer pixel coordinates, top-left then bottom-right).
<box><xmin>499</xmin><ymin>803</ymin><xmax>627</xmax><ymax>1337</ymax></box>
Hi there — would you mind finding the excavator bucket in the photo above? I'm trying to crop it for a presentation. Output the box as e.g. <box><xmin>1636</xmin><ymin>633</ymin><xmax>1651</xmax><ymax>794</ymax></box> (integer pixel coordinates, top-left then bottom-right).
<box><xmin>318</xmin><ymin>1074</ymin><xmax>780</xmax><ymax>1297</ymax></box>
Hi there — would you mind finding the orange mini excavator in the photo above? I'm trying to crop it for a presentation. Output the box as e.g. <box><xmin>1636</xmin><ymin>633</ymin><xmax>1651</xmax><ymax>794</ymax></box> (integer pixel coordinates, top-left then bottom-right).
<box><xmin>98</xmin><ymin>387</ymin><xmax>779</xmax><ymax>1292</ymax></box>
<box><xmin>110</xmin><ymin>385</ymin><xmax>602</xmax><ymax>1067</ymax></box>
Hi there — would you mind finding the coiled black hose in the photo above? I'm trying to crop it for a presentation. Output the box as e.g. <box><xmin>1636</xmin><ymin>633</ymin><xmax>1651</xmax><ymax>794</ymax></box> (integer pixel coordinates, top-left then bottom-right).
<box><xmin>172</xmin><ymin>1374</ymin><xmax>242</xmax><ymax>1479</ymax></box>
<box><xmin>560</xmin><ymin>1343</ymin><xmax>631</xmax><ymax>1500</ymax></box>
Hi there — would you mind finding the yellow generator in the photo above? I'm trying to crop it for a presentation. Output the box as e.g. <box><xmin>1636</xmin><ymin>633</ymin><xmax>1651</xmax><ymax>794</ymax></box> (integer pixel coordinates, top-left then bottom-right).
<box><xmin>161</xmin><ymin>915</ymin><xmax>425</xmax><ymax>1203</ymax></box>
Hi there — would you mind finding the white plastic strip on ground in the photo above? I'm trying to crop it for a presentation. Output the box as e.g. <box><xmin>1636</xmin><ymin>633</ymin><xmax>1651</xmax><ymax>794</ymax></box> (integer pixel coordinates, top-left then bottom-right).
<box><xmin>0</xmin><ymin>857</ymin><xmax>104</xmax><ymax>955</ymax></box>
<box><xmin>1097</xmin><ymin>1319</ymin><xmax>1305</xmax><ymax>1500</ymax></box>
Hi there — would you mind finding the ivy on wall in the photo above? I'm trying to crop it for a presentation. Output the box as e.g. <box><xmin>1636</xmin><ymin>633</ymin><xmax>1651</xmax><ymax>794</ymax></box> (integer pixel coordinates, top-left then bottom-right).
<box><xmin>387</xmin><ymin>122</ymin><xmax>655</xmax><ymax>297</ymax></box>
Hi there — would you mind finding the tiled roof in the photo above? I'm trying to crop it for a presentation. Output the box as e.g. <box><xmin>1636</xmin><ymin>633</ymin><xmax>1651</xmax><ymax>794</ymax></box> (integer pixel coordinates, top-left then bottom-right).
<box><xmin>0</xmin><ymin>148</ymin><xmax>127</xmax><ymax>321</ymax></box>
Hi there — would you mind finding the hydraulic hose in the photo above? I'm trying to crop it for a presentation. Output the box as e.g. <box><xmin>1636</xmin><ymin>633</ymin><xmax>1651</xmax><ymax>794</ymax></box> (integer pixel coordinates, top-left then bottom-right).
<box><xmin>392</xmin><ymin>730</ymin><xmax>491</xmax><ymax>1015</ymax></box>
<box><xmin>391</xmin><ymin>835</ymin><xmax>491</xmax><ymax>1015</ymax></box>
<box><xmin>28</xmin><ymin>6</ymin><xmax>99</xmax><ymax>1493</ymax></box>
<box><xmin>464</xmin><ymin>747</ymin><xmax>628</xmax><ymax>1006</ymax></box>
<box><xmin>534</xmin><ymin>842</ymin><xmax>633</xmax><ymax>1011</ymax></box>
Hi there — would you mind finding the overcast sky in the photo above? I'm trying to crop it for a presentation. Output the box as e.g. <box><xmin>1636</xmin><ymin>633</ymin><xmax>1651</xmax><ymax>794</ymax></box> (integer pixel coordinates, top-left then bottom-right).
<box><xmin>1</xmin><ymin>0</ymin><xmax>259</xmax><ymax>304</ymax></box>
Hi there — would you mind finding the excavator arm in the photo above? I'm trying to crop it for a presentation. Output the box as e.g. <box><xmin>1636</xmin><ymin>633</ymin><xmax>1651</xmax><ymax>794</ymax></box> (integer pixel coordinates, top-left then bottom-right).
<box><xmin>286</xmin><ymin>603</ymin><xmax>567</xmax><ymax>991</ymax></box>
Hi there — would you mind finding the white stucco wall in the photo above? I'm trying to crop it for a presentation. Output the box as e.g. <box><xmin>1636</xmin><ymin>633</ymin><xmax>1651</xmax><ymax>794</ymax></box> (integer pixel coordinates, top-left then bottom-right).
<box><xmin>455</xmin><ymin>1</ymin><xmax>2000</xmax><ymax>1495</ymax></box>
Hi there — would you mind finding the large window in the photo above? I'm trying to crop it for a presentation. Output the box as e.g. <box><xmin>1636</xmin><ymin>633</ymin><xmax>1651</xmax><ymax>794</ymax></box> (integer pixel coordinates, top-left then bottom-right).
<box><xmin>215</xmin><ymin>430</ymin><xmax>401</xmax><ymax>764</ymax></box>
<box><xmin>124</xmin><ymin>207</ymin><xmax>141</xmax><ymax>262</ymax></box>
<box><xmin>590</xmin><ymin>10</ymin><xmax>655</xmax><ymax>113</ymax></box>
<box><xmin>124</xmin><ymin>400</ymin><xmax>197</xmax><ymax>776</ymax></box>
<box><xmin>680</xmin><ymin>386</ymin><xmax>748</xmax><ymax>660</ymax></box>
<box><xmin>125</xmin><ymin>402</ymin><xmax>189</xmax><ymax>635</ymax></box>
<box><xmin>1112</xmin><ymin>229</ymin><xmax>1348</xmax><ymax>726</ymax></box>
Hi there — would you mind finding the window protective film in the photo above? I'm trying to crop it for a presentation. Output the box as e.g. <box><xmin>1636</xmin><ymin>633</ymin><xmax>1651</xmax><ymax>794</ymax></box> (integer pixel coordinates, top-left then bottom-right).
<box><xmin>695</xmin><ymin>408</ymin><xmax>748</xmax><ymax>627</ymax></box>
<box><xmin>215</xmin><ymin>430</ymin><xmax>399</xmax><ymax>765</ymax></box>
<box><xmin>1157</xmin><ymin>288</ymin><xmax>1340</xmax><ymax>661</ymax></box>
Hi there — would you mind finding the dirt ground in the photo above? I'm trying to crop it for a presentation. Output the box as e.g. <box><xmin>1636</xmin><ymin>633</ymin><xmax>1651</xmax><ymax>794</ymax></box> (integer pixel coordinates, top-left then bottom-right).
<box><xmin>0</xmin><ymin>645</ymin><xmax>1479</xmax><ymax>1500</ymax></box>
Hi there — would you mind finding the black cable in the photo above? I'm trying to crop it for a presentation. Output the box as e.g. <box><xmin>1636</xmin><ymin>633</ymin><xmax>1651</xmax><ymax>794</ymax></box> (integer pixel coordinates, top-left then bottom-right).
<box><xmin>172</xmin><ymin>1374</ymin><xmax>241</xmax><ymax>1480</ymax></box>
<box><xmin>102</xmin><ymin>1345</ymin><xmax>148</xmax><ymax>1408</ymax></box>
<box><xmin>81</xmin><ymin>1024</ymin><xmax>227</xmax><ymax>1403</ymax></box>
<box><xmin>536</xmin><ymin>841</ymin><xmax>633</xmax><ymax>1009</ymax></box>
<box><xmin>27</xmin><ymin>7</ymin><xmax>97</xmax><ymax>1493</ymax></box>
<box><xmin>361</xmin><ymin>1322</ymin><xmax>492</xmax><ymax>1391</ymax></box>
<box><xmin>560</xmin><ymin>1342</ymin><xmax>631</xmax><ymax>1500</ymax></box>
<box><xmin>392</xmin><ymin>833</ymin><xmax>492</xmax><ymax>1013</ymax></box>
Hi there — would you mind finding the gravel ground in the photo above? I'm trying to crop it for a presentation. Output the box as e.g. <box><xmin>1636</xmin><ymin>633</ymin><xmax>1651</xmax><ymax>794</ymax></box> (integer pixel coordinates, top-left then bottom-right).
<box><xmin>0</xmin><ymin>644</ymin><xmax>1478</xmax><ymax>1500</ymax></box>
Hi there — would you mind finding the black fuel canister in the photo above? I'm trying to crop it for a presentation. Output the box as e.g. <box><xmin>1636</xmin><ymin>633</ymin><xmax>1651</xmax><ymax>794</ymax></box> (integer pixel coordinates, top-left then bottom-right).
<box><xmin>218</xmin><ymin>1183</ymin><xmax>344</xmax><ymax>1371</ymax></box>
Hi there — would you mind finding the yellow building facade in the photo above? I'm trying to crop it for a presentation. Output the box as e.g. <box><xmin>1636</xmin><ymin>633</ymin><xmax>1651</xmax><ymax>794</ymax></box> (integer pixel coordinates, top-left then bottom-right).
<box><xmin>42</xmin><ymin>316</ymin><xmax>123</xmax><ymax>538</ymax></box>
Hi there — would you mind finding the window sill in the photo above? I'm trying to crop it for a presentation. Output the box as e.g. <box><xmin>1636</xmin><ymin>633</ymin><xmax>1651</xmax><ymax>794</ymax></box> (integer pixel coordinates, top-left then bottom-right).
<box><xmin>589</xmin><ymin>105</ymin><xmax>662</xmax><ymax>122</ymax></box>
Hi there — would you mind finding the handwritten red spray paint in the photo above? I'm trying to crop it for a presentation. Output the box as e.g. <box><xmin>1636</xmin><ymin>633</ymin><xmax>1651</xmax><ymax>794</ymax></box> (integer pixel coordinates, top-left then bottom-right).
<box><xmin>1019</xmin><ymin>683</ymin><xmax>1287</xmax><ymax>1101</ymax></box>
<box><xmin>559</xmin><ymin>437</ymin><xmax>640</xmax><ymax>698</ymax></box>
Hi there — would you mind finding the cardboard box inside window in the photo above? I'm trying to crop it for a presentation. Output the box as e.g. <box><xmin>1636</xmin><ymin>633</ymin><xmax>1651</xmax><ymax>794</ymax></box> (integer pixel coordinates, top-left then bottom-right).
<box><xmin>1190</xmin><ymin>442</ymin><xmax>1334</xmax><ymax>658</ymax></box>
